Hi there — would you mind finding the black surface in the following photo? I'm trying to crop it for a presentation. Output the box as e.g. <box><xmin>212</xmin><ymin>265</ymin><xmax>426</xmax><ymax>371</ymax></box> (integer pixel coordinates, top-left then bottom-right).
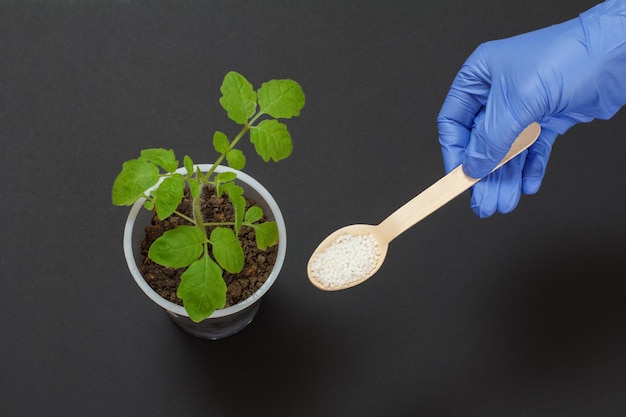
<box><xmin>3</xmin><ymin>1</ymin><xmax>626</xmax><ymax>416</ymax></box>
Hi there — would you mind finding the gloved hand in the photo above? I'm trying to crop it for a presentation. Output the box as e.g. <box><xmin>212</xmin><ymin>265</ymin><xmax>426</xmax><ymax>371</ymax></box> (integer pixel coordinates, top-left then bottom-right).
<box><xmin>438</xmin><ymin>0</ymin><xmax>626</xmax><ymax>217</ymax></box>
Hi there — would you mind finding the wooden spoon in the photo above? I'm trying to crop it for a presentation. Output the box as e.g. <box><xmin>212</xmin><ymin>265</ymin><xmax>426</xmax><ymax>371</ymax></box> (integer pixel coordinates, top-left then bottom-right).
<box><xmin>307</xmin><ymin>122</ymin><xmax>541</xmax><ymax>291</ymax></box>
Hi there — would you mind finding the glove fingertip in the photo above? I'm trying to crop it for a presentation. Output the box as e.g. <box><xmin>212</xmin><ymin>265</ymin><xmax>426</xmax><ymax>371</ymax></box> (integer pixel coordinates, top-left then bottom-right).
<box><xmin>470</xmin><ymin>180</ymin><xmax>498</xmax><ymax>218</ymax></box>
<box><xmin>498</xmin><ymin>192</ymin><xmax>521</xmax><ymax>214</ymax></box>
<box><xmin>463</xmin><ymin>157</ymin><xmax>494</xmax><ymax>179</ymax></box>
<box><xmin>471</xmin><ymin>200</ymin><xmax>496</xmax><ymax>218</ymax></box>
<box><xmin>521</xmin><ymin>131</ymin><xmax>555</xmax><ymax>194</ymax></box>
<box><xmin>522</xmin><ymin>177</ymin><xmax>543</xmax><ymax>195</ymax></box>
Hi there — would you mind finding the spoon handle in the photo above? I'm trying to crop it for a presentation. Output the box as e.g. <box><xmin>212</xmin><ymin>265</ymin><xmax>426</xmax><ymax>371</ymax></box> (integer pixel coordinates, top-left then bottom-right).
<box><xmin>377</xmin><ymin>122</ymin><xmax>542</xmax><ymax>243</ymax></box>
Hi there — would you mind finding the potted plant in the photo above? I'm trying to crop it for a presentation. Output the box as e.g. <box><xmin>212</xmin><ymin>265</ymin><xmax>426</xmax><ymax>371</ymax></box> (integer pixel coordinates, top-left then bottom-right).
<box><xmin>112</xmin><ymin>71</ymin><xmax>305</xmax><ymax>339</ymax></box>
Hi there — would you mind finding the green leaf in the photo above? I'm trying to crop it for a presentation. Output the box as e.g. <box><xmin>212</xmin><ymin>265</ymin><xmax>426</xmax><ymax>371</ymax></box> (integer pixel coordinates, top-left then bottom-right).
<box><xmin>222</xmin><ymin>183</ymin><xmax>246</xmax><ymax>232</ymax></box>
<box><xmin>148</xmin><ymin>225</ymin><xmax>206</xmax><ymax>268</ymax></box>
<box><xmin>143</xmin><ymin>200</ymin><xmax>155</xmax><ymax>210</ymax></box>
<box><xmin>112</xmin><ymin>158</ymin><xmax>161</xmax><ymax>206</ymax></box>
<box><xmin>140</xmin><ymin>148</ymin><xmax>178</xmax><ymax>173</ymax></box>
<box><xmin>244</xmin><ymin>206</ymin><xmax>263</xmax><ymax>224</ymax></box>
<box><xmin>215</xmin><ymin>171</ymin><xmax>237</xmax><ymax>183</ymax></box>
<box><xmin>257</xmin><ymin>79</ymin><xmax>305</xmax><ymax>119</ymax></box>
<box><xmin>177</xmin><ymin>255</ymin><xmax>227</xmax><ymax>322</ymax></box>
<box><xmin>213</xmin><ymin>131</ymin><xmax>230</xmax><ymax>154</ymax></box>
<box><xmin>183</xmin><ymin>155</ymin><xmax>194</xmax><ymax>176</ymax></box>
<box><xmin>154</xmin><ymin>174</ymin><xmax>185</xmax><ymax>220</ymax></box>
<box><xmin>251</xmin><ymin>221</ymin><xmax>279</xmax><ymax>250</ymax></box>
<box><xmin>219</xmin><ymin>71</ymin><xmax>257</xmax><ymax>124</ymax></box>
<box><xmin>250</xmin><ymin>119</ymin><xmax>293</xmax><ymax>162</ymax></box>
<box><xmin>226</xmin><ymin>149</ymin><xmax>246</xmax><ymax>170</ymax></box>
<box><xmin>214</xmin><ymin>172</ymin><xmax>236</xmax><ymax>198</ymax></box>
<box><xmin>210</xmin><ymin>227</ymin><xmax>244</xmax><ymax>273</ymax></box>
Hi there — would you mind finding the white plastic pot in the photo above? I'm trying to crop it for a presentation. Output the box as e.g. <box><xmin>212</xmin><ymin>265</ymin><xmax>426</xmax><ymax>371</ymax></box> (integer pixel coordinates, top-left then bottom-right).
<box><xmin>123</xmin><ymin>164</ymin><xmax>286</xmax><ymax>339</ymax></box>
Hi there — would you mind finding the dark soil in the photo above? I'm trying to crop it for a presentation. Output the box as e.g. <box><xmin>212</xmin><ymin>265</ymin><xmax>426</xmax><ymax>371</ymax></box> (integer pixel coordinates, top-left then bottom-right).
<box><xmin>139</xmin><ymin>185</ymin><xmax>277</xmax><ymax>308</ymax></box>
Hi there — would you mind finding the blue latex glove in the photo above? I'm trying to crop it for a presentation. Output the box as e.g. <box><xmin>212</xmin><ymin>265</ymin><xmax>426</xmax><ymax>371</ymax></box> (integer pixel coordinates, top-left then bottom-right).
<box><xmin>438</xmin><ymin>0</ymin><xmax>626</xmax><ymax>217</ymax></box>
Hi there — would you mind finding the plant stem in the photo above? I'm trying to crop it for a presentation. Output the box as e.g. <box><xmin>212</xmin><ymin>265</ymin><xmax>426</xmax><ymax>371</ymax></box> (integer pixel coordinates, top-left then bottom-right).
<box><xmin>203</xmin><ymin>112</ymin><xmax>262</xmax><ymax>181</ymax></box>
<box><xmin>173</xmin><ymin>210</ymin><xmax>195</xmax><ymax>224</ymax></box>
<box><xmin>192</xmin><ymin>193</ymin><xmax>208</xmax><ymax>240</ymax></box>
<box><xmin>203</xmin><ymin>221</ymin><xmax>235</xmax><ymax>227</ymax></box>
<box><xmin>193</xmin><ymin>110</ymin><xmax>266</xmax><ymax>238</ymax></box>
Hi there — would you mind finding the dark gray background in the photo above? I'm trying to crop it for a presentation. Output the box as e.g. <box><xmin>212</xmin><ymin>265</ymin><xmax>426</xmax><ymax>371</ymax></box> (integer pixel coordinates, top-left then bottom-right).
<box><xmin>2</xmin><ymin>0</ymin><xmax>626</xmax><ymax>416</ymax></box>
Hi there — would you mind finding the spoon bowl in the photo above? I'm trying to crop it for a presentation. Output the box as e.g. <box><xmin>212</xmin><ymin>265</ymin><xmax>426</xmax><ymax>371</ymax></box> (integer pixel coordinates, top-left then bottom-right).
<box><xmin>307</xmin><ymin>224</ymin><xmax>389</xmax><ymax>290</ymax></box>
<box><xmin>307</xmin><ymin>122</ymin><xmax>541</xmax><ymax>291</ymax></box>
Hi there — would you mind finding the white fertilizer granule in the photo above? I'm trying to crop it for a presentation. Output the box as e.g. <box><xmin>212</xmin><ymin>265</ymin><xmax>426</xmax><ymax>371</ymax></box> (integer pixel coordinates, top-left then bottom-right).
<box><xmin>310</xmin><ymin>233</ymin><xmax>381</xmax><ymax>289</ymax></box>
